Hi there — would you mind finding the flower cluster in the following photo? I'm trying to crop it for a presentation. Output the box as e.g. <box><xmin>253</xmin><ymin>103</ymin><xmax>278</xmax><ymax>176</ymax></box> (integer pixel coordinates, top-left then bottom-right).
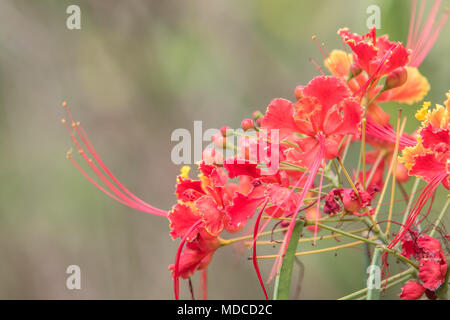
<box><xmin>399</xmin><ymin>232</ymin><xmax>448</xmax><ymax>299</ymax></box>
<box><xmin>401</xmin><ymin>93</ymin><xmax>450</xmax><ymax>189</ymax></box>
<box><xmin>62</xmin><ymin>0</ymin><xmax>449</xmax><ymax>300</ymax></box>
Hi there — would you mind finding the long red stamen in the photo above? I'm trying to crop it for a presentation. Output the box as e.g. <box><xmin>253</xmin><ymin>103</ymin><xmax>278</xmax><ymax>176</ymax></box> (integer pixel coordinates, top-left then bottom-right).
<box><xmin>407</xmin><ymin>0</ymin><xmax>418</xmax><ymax>50</ymax></box>
<box><xmin>383</xmin><ymin>172</ymin><xmax>445</xmax><ymax>259</ymax></box>
<box><xmin>63</xmin><ymin>119</ymin><xmax>163</xmax><ymax>215</ymax></box>
<box><xmin>62</xmin><ymin>103</ymin><xmax>167</xmax><ymax>217</ymax></box>
<box><xmin>269</xmin><ymin>135</ymin><xmax>325</xmax><ymax>282</ymax></box>
<box><xmin>366</xmin><ymin>116</ymin><xmax>417</xmax><ymax>149</ymax></box>
<box><xmin>417</xmin><ymin>191</ymin><xmax>436</xmax><ymax>224</ymax></box>
<box><xmin>313</xmin><ymin>159</ymin><xmax>325</xmax><ymax>245</ymax></box>
<box><xmin>252</xmin><ymin>199</ymin><xmax>270</xmax><ymax>300</ymax></box>
<box><xmin>413</xmin><ymin>9</ymin><xmax>449</xmax><ymax>67</ymax></box>
<box><xmin>408</xmin><ymin>0</ymin><xmax>448</xmax><ymax>67</ymax></box>
<box><xmin>312</xmin><ymin>35</ymin><xmax>327</xmax><ymax>60</ymax></box>
<box><xmin>200</xmin><ymin>269</ymin><xmax>208</xmax><ymax>300</ymax></box>
<box><xmin>173</xmin><ymin>220</ymin><xmax>203</xmax><ymax>300</ymax></box>
<box><xmin>77</xmin><ymin>122</ymin><xmax>166</xmax><ymax>216</ymax></box>
<box><xmin>309</xmin><ymin>57</ymin><xmax>326</xmax><ymax>76</ymax></box>
<box><xmin>380</xmin><ymin>173</ymin><xmax>444</xmax><ymax>289</ymax></box>
<box><xmin>411</xmin><ymin>0</ymin><xmax>442</xmax><ymax>61</ymax></box>
<box><xmin>255</xmin><ymin>170</ymin><xmax>308</xmax><ymax>248</ymax></box>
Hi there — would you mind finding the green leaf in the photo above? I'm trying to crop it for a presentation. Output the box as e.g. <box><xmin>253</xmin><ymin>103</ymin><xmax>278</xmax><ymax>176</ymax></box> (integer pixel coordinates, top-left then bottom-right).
<box><xmin>273</xmin><ymin>220</ymin><xmax>304</xmax><ymax>300</ymax></box>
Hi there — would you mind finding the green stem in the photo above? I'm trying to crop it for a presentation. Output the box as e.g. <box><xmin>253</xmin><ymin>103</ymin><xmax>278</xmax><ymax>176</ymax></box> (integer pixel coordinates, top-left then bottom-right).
<box><xmin>339</xmin><ymin>268</ymin><xmax>415</xmax><ymax>300</ymax></box>
<box><xmin>358</xmin><ymin>273</ymin><xmax>414</xmax><ymax>300</ymax></box>
<box><xmin>273</xmin><ymin>221</ymin><xmax>304</xmax><ymax>300</ymax></box>
<box><xmin>316</xmin><ymin>222</ymin><xmax>418</xmax><ymax>269</ymax></box>
<box><xmin>401</xmin><ymin>178</ymin><xmax>420</xmax><ymax>226</ymax></box>
<box><xmin>430</xmin><ymin>198</ymin><xmax>449</xmax><ymax>238</ymax></box>
<box><xmin>367</xmin><ymin>247</ymin><xmax>383</xmax><ymax>300</ymax></box>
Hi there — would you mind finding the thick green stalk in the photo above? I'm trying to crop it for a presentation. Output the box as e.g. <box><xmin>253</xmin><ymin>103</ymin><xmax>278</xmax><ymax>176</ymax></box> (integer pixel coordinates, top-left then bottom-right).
<box><xmin>273</xmin><ymin>221</ymin><xmax>304</xmax><ymax>300</ymax></box>
<box><xmin>367</xmin><ymin>247</ymin><xmax>383</xmax><ymax>300</ymax></box>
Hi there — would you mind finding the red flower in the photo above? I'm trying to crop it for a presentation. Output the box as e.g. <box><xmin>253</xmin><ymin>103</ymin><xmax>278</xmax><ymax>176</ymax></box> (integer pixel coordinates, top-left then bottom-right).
<box><xmin>339</xmin><ymin>27</ymin><xmax>410</xmax><ymax>79</ymax></box>
<box><xmin>168</xmin><ymin>232</ymin><xmax>220</xmax><ymax>279</ymax></box>
<box><xmin>262</xmin><ymin>76</ymin><xmax>363</xmax><ymax>168</ymax></box>
<box><xmin>399</xmin><ymin>280</ymin><xmax>426</xmax><ymax>300</ymax></box>
<box><xmin>398</xmin><ymin>232</ymin><xmax>448</xmax><ymax>298</ymax></box>
<box><xmin>419</xmin><ymin>258</ymin><xmax>448</xmax><ymax>291</ymax></box>
<box><xmin>322</xmin><ymin>186</ymin><xmax>377</xmax><ymax>216</ymax></box>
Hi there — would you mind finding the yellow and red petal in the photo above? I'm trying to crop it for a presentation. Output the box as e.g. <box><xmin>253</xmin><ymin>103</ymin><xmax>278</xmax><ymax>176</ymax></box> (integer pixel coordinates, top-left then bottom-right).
<box><xmin>324</xmin><ymin>49</ymin><xmax>353</xmax><ymax>78</ymax></box>
<box><xmin>399</xmin><ymin>142</ymin><xmax>427</xmax><ymax>171</ymax></box>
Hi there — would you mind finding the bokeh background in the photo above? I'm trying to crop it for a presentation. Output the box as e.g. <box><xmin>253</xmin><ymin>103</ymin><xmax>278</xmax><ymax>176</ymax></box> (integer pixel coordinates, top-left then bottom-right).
<box><xmin>0</xmin><ymin>0</ymin><xmax>448</xmax><ymax>299</ymax></box>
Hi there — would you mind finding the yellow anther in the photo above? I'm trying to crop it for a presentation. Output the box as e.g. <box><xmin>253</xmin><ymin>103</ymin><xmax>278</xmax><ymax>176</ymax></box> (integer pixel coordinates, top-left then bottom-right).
<box><xmin>415</xmin><ymin>101</ymin><xmax>431</xmax><ymax>121</ymax></box>
<box><xmin>62</xmin><ymin>101</ymin><xmax>67</xmax><ymax>108</ymax></box>
<box><xmin>180</xmin><ymin>165</ymin><xmax>191</xmax><ymax>179</ymax></box>
<box><xmin>61</xmin><ymin>119</ymin><xmax>66</xmax><ymax>124</ymax></box>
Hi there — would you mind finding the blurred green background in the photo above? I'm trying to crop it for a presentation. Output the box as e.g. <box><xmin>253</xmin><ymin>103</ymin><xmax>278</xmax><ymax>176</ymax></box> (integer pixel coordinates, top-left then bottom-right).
<box><xmin>0</xmin><ymin>0</ymin><xmax>448</xmax><ymax>299</ymax></box>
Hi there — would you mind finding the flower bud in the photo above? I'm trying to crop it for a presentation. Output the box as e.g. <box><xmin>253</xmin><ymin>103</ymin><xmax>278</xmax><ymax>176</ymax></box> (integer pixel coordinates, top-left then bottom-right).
<box><xmin>252</xmin><ymin>110</ymin><xmax>263</xmax><ymax>120</ymax></box>
<box><xmin>294</xmin><ymin>85</ymin><xmax>304</xmax><ymax>101</ymax></box>
<box><xmin>256</xmin><ymin>117</ymin><xmax>263</xmax><ymax>127</ymax></box>
<box><xmin>348</xmin><ymin>63</ymin><xmax>363</xmax><ymax>78</ymax></box>
<box><xmin>385</xmin><ymin>67</ymin><xmax>408</xmax><ymax>89</ymax></box>
<box><xmin>241</xmin><ymin>118</ymin><xmax>254</xmax><ymax>131</ymax></box>
<box><xmin>212</xmin><ymin>132</ymin><xmax>226</xmax><ymax>148</ymax></box>
<box><xmin>305</xmin><ymin>207</ymin><xmax>322</xmax><ymax>232</ymax></box>
<box><xmin>220</xmin><ymin>126</ymin><xmax>230</xmax><ymax>137</ymax></box>
<box><xmin>342</xmin><ymin>189</ymin><xmax>361</xmax><ymax>213</ymax></box>
<box><xmin>395</xmin><ymin>162</ymin><xmax>410</xmax><ymax>183</ymax></box>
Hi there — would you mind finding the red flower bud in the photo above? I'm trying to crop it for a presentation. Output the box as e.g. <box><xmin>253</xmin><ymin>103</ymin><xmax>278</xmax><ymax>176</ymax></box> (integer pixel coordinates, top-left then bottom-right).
<box><xmin>395</xmin><ymin>162</ymin><xmax>410</xmax><ymax>183</ymax></box>
<box><xmin>385</xmin><ymin>67</ymin><xmax>408</xmax><ymax>89</ymax></box>
<box><xmin>342</xmin><ymin>189</ymin><xmax>361</xmax><ymax>213</ymax></box>
<box><xmin>220</xmin><ymin>126</ymin><xmax>230</xmax><ymax>137</ymax></box>
<box><xmin>241</xmin><ymin>118</ymin><xmax>254</xmax><ymax>131</ymax></box>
